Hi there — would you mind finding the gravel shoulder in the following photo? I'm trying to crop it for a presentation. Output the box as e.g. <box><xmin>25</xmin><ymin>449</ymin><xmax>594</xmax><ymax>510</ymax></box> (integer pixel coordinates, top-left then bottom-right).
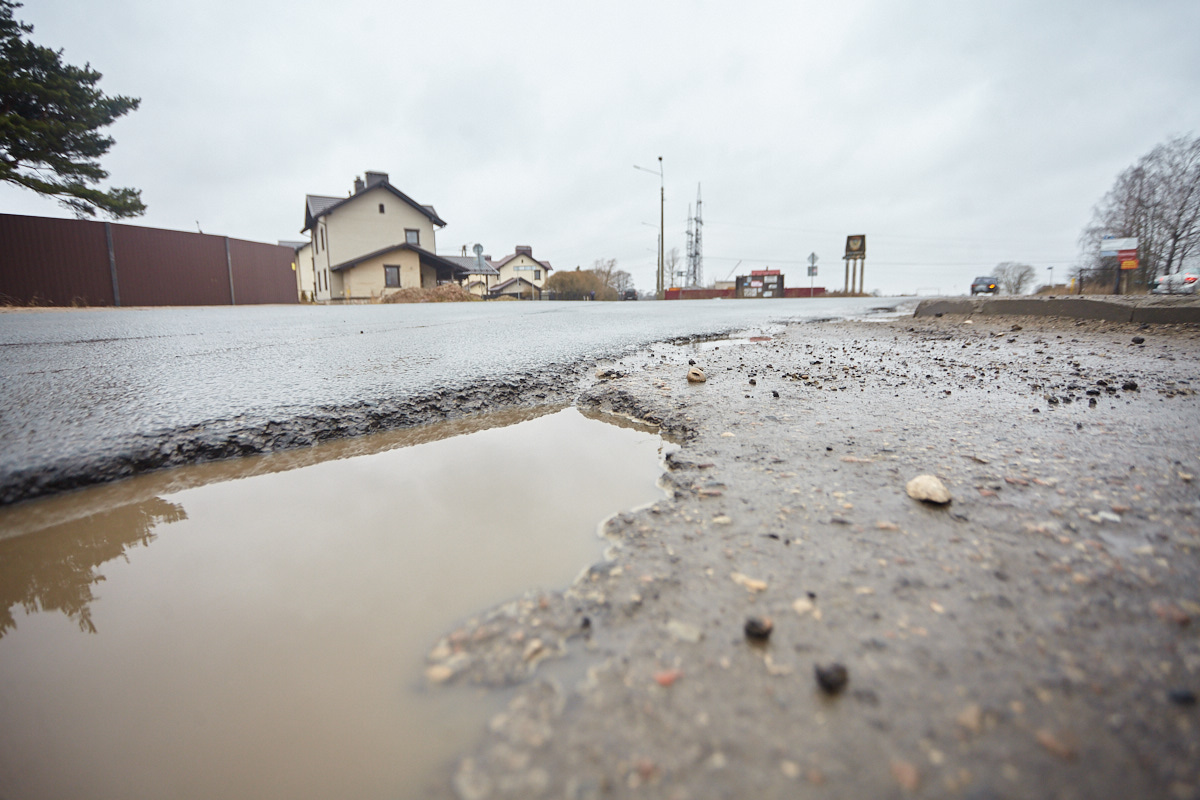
<box><xmin>427</xmin><ymin>313</ymin><xmax>1200</xmax><ymax>800</ymax></box>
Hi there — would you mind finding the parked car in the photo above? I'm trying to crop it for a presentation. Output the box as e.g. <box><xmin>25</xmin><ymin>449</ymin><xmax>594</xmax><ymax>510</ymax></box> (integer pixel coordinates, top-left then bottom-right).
<box><xmin>621</xmin><ymin>289</ymin><xmax>638</xmax><ymax>300</ymax></box>
<box><xmin>971</xmin><ymin>276</ymin><xmax>999</xmax><ymax>295</ymax></box>
<box><xmin>1151</xmin><ymin>271</ymin><xmax>1199</xmax><ymax>295</ymax></box>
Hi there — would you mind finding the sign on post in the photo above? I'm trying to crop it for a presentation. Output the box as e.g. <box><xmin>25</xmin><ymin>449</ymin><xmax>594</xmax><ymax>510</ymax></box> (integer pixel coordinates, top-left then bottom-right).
<box><xmin>1099</xmin><ymin>237</ymin><xmax>1137</xmax><ymax>257</ymax></box>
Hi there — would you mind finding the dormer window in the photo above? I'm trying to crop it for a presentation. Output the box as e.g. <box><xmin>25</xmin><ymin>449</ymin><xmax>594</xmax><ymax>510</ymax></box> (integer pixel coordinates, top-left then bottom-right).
<box><xmin>405</xmin><ymin>229</ymin><xmax>420</xmax><ymax>245</ymax></box>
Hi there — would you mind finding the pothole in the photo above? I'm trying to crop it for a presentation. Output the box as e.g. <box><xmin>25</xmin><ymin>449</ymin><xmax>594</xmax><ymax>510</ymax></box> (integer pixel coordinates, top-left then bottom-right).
<box><xmin>0</xmin><ymin>406</ymin><xmax>673</xmax><ymax>800</ymax></box>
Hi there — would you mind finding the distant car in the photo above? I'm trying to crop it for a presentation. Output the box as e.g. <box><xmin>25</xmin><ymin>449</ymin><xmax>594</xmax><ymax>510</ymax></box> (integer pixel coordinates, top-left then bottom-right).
<box><xmin>1151</xmin><ymin>271</ymin><xmax>1199</xmax><ymax>295</ymax></box>
<box><xmin>971</xmin><ymin>276</ymin><xmax>999</xmax><ymax>295</ymax></box>
<box><xmin>621</xmin><ymin>289</ymin><xmax>638</xmax><ymax>300</ymax></box>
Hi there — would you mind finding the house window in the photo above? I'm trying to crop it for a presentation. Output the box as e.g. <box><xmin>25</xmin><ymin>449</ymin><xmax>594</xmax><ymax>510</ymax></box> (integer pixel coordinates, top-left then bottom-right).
<box><xmin>384</xmin><ymin>265</ymin><xmax>400</xmax><ymax>287</ymax></box>
<box><xmin>320</xmin><ymin>226</ymin><xmax>326</xmax><ymax>252</ymax></box>
<box><xmin>405</xmin><ymin>229</ymin><xmax>420</xmax><ymax>245</ymax></box>
<box><xmin>379</xmin><ymin>203</ymin><xmax>385</xmax><ymax>214</ymax></box>
<box><xmin>534</xmin><ymin>269</ymin><xmax>542</xmax><ymax>280</ymax></box>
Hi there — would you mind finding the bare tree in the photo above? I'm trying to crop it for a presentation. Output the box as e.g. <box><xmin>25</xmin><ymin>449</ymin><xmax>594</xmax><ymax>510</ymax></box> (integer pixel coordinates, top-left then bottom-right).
<box><xmin>611</xmin><ymin>270</ymin><xmax>634</xmax><ymax>293</ymax></box>
<box><xmin>664</xmin><ymin>247</ymin><xmax>682</xmax><ymax>287</ymax></box>
<box><xmin>591</xmin><ymin>258</ymin><xmax>617</xmax><ymax>288</ymax></box>
<box><xmin>993</xmin><ymin>262</ymin><xmax>1036</xmax><ymax>294</ymax></box>
<box><xmin>1081</xmin><ymin>133</ymin><xmax>1200</xmax><ymax>286</ymax></box>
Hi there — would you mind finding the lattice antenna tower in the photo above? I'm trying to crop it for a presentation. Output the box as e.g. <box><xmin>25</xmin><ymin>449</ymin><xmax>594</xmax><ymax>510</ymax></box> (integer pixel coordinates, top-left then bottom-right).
<box><xmin>685</xmin><ymin>184</ymin><xmax>703</xmax><ymax>287</ymax></box>
<box><xmin>685</xmin><ymin>204</ymin><xmax>695</xmax><ymax>285</ymax></box>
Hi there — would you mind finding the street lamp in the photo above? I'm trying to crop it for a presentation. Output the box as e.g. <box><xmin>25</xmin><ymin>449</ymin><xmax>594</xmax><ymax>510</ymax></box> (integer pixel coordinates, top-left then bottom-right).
<box><xmin>634</xmin><ymin>157</ymin><xmax>664</xmax><ymax>298</ymax></box>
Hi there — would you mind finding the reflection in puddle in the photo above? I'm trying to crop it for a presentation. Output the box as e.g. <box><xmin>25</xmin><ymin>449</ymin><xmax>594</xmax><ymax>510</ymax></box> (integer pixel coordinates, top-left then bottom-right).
<box><xmin>0</xmin><ymin>407</ymin><xmax>671</xmax><ymax>800</ymax></box>
<box><xmin>668</xmin><ymin>326</ymin><xmax>781</xmax><ymax>352</ymax></box>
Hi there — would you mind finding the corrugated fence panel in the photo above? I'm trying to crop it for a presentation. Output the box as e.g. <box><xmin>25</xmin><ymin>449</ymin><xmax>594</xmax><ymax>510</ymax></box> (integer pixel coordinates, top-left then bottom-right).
<box><xmin>0</xmin><ymin>214</ymin><xmax>114</xmax><ymax>306</ymax></box>
<box><xmin>111</xmin><ymin>225</ymin><xmax>232</xmax><ymax>306</ymax></box>
<box><xmin>229</xmin><ymin>238</ymin><xmax>298</xmax><ymax>304</ymax></box>
<box><xmin>0</xmin><ymin>214</ymin><xmax>300</xmax><ymax>306</ymax></box>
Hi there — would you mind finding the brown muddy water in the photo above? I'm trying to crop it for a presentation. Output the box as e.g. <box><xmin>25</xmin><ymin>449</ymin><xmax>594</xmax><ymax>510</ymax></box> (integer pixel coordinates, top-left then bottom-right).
<box><xmin>0</xmin><ymin>407</ymin><xmax>673</xmax><ymax>800</ymax></box>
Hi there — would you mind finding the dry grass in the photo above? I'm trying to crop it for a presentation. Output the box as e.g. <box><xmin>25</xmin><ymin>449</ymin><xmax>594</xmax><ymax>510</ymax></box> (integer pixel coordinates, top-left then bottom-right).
<box><xmin>380</xmin><ymin>284</ymin><xmax>481</xmax><ymax>303</ymax></box>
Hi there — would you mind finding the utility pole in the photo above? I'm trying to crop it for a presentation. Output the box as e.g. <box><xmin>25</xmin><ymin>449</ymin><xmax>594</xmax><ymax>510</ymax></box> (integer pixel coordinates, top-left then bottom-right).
<box><xmin>634</xmin><ymin>158</ymin><xmax>665</xmax><ymax>298</ymax></box>
<box><xmin>685</xmin><ymin>184</ymin><xmax>703</xmax><ymax>288</ymax></box>
<box><xmin>658</xmin><ymin>157</ymin><xmax>664</xmax><ymax>298</ymax></box>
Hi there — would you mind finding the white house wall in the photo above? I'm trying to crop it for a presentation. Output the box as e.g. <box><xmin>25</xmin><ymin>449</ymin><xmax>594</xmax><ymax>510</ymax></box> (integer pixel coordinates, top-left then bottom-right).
<box><xmin>295</xmin><ymin>242</ymin><xmax>315</xmax><ymax>301</ymax></box>
<box><xmin>340</xmin><ymin>250</ymin><xmax>436</xmax><ymax>299</ymax></box>
<box><xmin>325</xmin><ymin>187</ymin><xmax>437</xmax><ymax>266</ymax></box>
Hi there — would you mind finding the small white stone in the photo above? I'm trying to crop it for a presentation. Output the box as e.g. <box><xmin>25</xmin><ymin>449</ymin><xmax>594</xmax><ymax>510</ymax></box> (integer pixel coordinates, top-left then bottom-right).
<box><xmin>906</xmin><ymin>474</ymin><xmax>952</xmax><ymax>504</ymax></box>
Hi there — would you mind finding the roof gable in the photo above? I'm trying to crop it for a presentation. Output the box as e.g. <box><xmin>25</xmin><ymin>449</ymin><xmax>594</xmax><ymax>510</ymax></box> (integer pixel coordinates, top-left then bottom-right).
<box><xmin>494</xmin><ymin>251</ymin><xmax>553</xmax><ymax>272</ymax></box>
<box><xmin>302</xmin><ymin>182</ymin><xmax>448</xmax><ymax>232</ymax></box>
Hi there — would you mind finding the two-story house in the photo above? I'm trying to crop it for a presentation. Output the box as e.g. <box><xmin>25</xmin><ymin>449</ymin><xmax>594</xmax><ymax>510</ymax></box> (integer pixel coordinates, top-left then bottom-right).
<box><xmin>300</xmin><ymin>171</ymin><xmax>469</xmax><ymax>302</ymax></box>
<box><xmin>488</xmin><ymin>246</ymin><xmax>554</xmax><ymax>299</ymax></box>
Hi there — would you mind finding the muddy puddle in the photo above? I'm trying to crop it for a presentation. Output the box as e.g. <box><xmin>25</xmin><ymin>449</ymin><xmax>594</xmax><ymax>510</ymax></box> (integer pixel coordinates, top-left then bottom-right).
<box><xmin>0</xmin><ymin>406</ymin><xmax>672</xmax><ymax>800</ymax></box>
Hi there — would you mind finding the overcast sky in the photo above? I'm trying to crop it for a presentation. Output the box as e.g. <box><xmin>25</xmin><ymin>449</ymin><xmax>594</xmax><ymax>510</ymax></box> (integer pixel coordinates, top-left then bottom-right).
<box><xmin>3</xmin><ymin>0</ymin><xmax>1198</xmax><ymax>295</ymax></box>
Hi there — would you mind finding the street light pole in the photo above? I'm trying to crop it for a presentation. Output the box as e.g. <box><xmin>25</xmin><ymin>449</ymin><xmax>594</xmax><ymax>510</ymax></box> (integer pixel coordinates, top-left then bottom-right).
<box><xmin>634</xmin><ymin>158</ymin><xmax>665</xmax><ymax>299</ymax></box>
<box><xmin>658</xmin><ymin>156</ymin><xmax>664</xmax><ymax>299</ymax></box>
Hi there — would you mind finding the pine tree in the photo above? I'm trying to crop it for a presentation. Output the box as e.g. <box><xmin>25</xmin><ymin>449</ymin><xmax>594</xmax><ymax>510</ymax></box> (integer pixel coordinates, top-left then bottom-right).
<box><xmin>0</xmin><ymin>1</ymin><xmax>144</xmax><ymax>218</ymax></box>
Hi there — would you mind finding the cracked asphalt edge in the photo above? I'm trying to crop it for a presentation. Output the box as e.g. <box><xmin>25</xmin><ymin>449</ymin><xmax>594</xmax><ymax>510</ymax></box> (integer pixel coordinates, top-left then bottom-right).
<box><xmin>424</xmin><ymin>312</ymin><xmax>1200</xmax><ymax>800</ymax></box>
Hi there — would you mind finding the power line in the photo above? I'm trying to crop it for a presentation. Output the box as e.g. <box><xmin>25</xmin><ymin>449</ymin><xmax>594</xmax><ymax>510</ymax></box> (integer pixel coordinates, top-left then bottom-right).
<box><xmin>704</xmin><ymin>219</ymin><xmax>1070</xmax><ymax>246</ymax></box>
<box><xmin>704</xmin><ymin>255</ymin><xmax>1077</xmax><ymax>266</ymax></box>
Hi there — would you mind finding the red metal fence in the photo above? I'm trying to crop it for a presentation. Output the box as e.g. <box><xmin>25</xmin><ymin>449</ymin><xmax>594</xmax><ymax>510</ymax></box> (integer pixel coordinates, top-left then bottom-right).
<box><xmin>0</xmin><ymin>213</ymin><xmax>297</xmax><ymax>306</ymax></box>
<box><xmin>663</xmin><ymin>286</ymin><xmax>826</xmax><ymax>300</ymax></box>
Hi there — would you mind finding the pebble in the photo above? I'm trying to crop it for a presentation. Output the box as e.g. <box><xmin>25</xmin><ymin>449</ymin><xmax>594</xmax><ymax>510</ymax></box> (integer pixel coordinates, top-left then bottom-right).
<box><xmin>426</xmin><ymin>664</ymin><xmax>455</xmax><ymax>684</ymax></box>
<box><xmin>744</xmin><ymin>616</ymin><xmax>773</xmax><ymax>641</ymax></box>
<box><xmin>654</xmin><ymin>668</ymin><xmax>683</xmax><ymax>687</ymax></box>
<box><xmin>906</xmin><ymin>474</ymin><xmax>952</xmax><ymax>504</ymax></box>
<box><xmin>666</xmin><ymin>619</ymin><xmax>704</xmax><ymax>643</ymax></box>
<box><xmin>687</xmin><ymin>367</ymin><xmax>707</xmax><ymax>383</ymax></box>
<box><xmin>731</xmin><ymin>572</ymin><xmax>768</xmax><ymax>592</ymax></box>
<box><xmin>1167</xmin><ymin>689</ymin><xmax>1197</xmax><ymax>706</ymax></box>
<box><xmin>1035</xmin><ymin>728</ymin><xmax>1077</xmax><ymax>760</ymax></box>
<box><xmin>956</xmin><ymin>703</ymin><xmax>983</xmax><ymax>733</ymax></box>
<box><xmin>1132</xmin><ymin>336</ymin><xmax>1145</xmax><ymax>344</ymax></box>
<box><xmin>814</xmin><ymin>662</ymin><xmax>849</xmax><ymax>694</ymax></box>
<box><xmin>890</xmin><ymin>759</ymin><xmax>920</xmax><ymax>790</ymax></box>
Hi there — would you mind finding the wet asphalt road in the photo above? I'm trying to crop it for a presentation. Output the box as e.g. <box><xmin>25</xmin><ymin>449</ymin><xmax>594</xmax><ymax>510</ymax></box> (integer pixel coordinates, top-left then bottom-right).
<box><xmin>0</xmin><ymin>298</ymin><xmax>895</xmax><ymax>503</ymax></box>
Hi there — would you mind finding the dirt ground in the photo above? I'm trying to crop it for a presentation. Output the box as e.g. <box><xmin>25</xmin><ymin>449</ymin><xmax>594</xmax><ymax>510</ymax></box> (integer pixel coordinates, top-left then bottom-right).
<box><xmin>425</xmin><ymin>313</ymin><xmax>1200</xmax><ymax>800</ymax></box>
